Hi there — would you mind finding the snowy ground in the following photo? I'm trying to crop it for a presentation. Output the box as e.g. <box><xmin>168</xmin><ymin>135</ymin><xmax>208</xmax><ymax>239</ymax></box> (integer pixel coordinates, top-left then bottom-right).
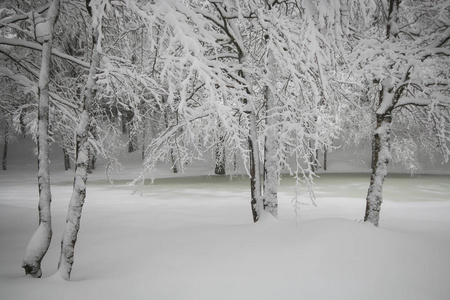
<box><xmin>1</xmin><ymin>140</ymin><xmax>450</xmax><ymax>300</ymax></box>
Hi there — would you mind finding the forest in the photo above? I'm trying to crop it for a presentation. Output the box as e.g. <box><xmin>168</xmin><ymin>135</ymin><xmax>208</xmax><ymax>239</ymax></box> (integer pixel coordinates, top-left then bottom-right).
<box><xmin>0</xmin><ymin>0</ymin><xmax>449</xmax><ymax>299</ymax></box>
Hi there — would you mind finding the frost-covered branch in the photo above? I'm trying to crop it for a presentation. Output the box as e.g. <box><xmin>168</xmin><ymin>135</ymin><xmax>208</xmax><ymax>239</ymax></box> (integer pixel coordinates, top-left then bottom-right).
<box><xmin>0</xmin><ymin>3</ymin><xmax>50</xmax><ymax>29</ymax></box>
<box><xmin>0</xmin><ymin>37</ymin><xmax>90</xmax><ymax>68</ymax></box>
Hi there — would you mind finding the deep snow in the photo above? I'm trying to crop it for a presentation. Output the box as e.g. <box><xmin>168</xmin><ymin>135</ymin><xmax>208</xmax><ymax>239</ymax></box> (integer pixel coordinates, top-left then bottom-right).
<box><xmin>1</xmin><ymin>139</ymin><xmax>450</xmax><ymax>300</ymax></box>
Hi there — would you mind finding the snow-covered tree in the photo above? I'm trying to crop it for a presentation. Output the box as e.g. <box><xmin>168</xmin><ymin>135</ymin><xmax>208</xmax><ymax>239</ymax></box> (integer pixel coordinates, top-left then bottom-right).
<box><xmin>56</xmin><ymin>0</ymin><xmax>163</xmax><ymax>280</ymax></box>
<box><xmin>134</xmin><ymin>0</ymin><xmax>368</xmax><ymax>222</ymax></box>
<box><xmin>55</xmin><ymin>0</ymin><xmax>103</xmax><ymax>280</ymax></box>
<box><xmin>1</xmin><ymin>0</ymin><xmax>155</xmax><ymax>279</ymax></box>
<box><xmin>15</xmin><ymin>0</ymin><xmax>61</xmax><ymax>278</ymax></box>
<box><xmin>350</xmin><ymin>0</ymin><xmax>450</xmax><ymax>226</ymax></box>
<box><xmin>0</xmin><ymin>76</ymin><xmax>30</xmax><ymax>170</ymax></box>
<box><xmin>200</xmin><ymin>0</ymin><xmax>374</xmax><ymax>221</ymax></box>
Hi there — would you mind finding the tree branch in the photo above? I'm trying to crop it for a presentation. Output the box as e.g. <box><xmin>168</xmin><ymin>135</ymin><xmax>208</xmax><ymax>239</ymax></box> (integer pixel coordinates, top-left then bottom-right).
<box><xmin>0</xmin><ymin>37</ymin><xmax>90</xmax><ymax>68</ymax></box>
<box><xmin>0</xmin><ymin>3</ymin><xmax>51</xmax><ymax>29</ymax></box>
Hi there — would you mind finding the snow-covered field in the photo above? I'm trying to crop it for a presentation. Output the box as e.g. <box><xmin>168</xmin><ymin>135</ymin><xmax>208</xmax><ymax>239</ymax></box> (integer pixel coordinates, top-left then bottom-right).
<box><xmin>1</xmin><ymin>140</ymin><xmax>450</xmax><ymax>300</ymax></box>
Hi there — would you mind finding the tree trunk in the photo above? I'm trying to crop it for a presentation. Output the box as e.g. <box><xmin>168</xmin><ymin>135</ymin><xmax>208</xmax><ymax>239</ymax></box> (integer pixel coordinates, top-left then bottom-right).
<box><xmin>127</xmin><ymin>111</ymin><xmax>137</xmax><ymax>153</ymax></box>
<box><xmin>323</xmin><ymin>147</ymin><xmax>327</xmax><ymax>171</ymax></box>
<box><xmin>63</xmin><ymin>148</ymin><xmax>71</xmax><ymax>170</ymax></box>
<box><xmin>364</xmin><ymin>0</ymin><xmax>399</xmax><ymax>227</ymax></box>
<box><xmin>238</xmin><ymin>61</ymin><xmax>262</xmax><ymax>222</ymax></box>
<box><xmin>141</xmin><ymin>119</ymin><xmax>146</xmax><ymax>160</ymax></box>
<box><xmin>364</xmin><ymin>113</ymin><xmax>392</xmax><ymax>226</ymax></box>
<box><xmin>214</xmin><ymin>125</ymin><xmax>226</xmax><ymax>175</ymax></box>
<box><xmin>22</xmin><ymin>0</ymin><xmax>60</xmax><ymax>278</ymax></box>
<box><xmin>249</xmin><ymin>109</ymin><xmax>262</xmax><ymax>222</ymax></box>
<box><xmin>170</xmin><ymin>148</ymin><xmax>178</xmax><ymax>173</ymax></box>
<box><xmin>57</xmin><ymin>3</ymin><xmax>100</xmax><ymax>279</ymax></box>
<box><xmin>86</xmin><ymin>145</ymin><xmax>96</xmax><ymax>174</ymax></box>
<box><xmin>63</xmin><ymin>147</ymin><xmax>71</xmax><ymax>171</ymax></box>
<box><xmin>214</xmin><ymin>145</ymin><xmax>226</xmax><ymax>175</ymax></box>
<box><xmin>262</xmin><ymin>71</ymin><xmax>278</xmax><ymax>217</ymax></box>
<box><xmin>19</xmin><ymin>109</ymin><xmax>27</xmax><ymax>138</ymax></box>
<box><xmin>90</xmin><ymin>151</ymin><xmax>96</xmax><ymax>171</ymax></box>
<box><xmin>58</xmin><ymin>111</ymin><xmax>90</xmax><ymax>280</ymax></box>
<box><xmin>88</xmin><ymin>123</ymin><xmax>97</xmax><ymax>173</ymax></box>
<box><xmin>260</xmin><ymin>0</ymin><xmax>280</xmax><ymax>218</ymax></box>
<box><xmin>2</xmin><ymin>124</ymin><xmax>8</xmax><ymax>170</ymax></box>
<box><xmin>86</xmin><ymin>145</ymin><xmax>96</xmax><ymax>173</ymax></box>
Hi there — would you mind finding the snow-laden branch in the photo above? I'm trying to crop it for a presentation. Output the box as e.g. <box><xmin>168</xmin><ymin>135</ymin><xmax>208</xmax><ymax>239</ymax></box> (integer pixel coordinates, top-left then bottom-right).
<box><xmin>0</xmin><ymin>46</ymin><xmax>40</xmax><ymax>78</ymax></box>
<box><xmin>428</xmin><ymin>26</ymin><xmax>450</xmax><ymax>49</ymax></box>
<box><xmin>395</xmin><ymin>96</ymin><xmax>450</xmax><ymax>108</ymax></box>
<box><xmin>418</xmin><ymin>47</ymin><xmax>450</xmax><ymax>60</ymax></box>
<box><xmin>0</xmin><ymin>37</ymin><xmax>90</xmax><ymax>68</ymax></box>
<box><xmin>395</xmin><ymin>97</ymin><xmax>432</xmax><ymax>107</ymax></box>
<box><xmin>0</xmin><ymin>65</ymin><xmax>80</xmax><ymax>112</ymax></box>
<box><xmin>0</xmin><ymin>3</ymin><xmax>51</xmax><ymax>28</ymax></box>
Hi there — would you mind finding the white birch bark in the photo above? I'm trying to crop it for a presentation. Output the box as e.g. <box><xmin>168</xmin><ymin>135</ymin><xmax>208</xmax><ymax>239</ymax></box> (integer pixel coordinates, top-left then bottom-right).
<box><xmin>56</xmin><ymin>3</ymin><xmax>101</xmax><ymax>280</ymax></box>
<box><xmin>22</xmin><ymin>0</ymin><xmax>60</xmax><ymax>278</ymax></box>
<box><xmin>262</xmin><ymin>47</ymin><xmax>278</xmax><ymax>217</ymax></box>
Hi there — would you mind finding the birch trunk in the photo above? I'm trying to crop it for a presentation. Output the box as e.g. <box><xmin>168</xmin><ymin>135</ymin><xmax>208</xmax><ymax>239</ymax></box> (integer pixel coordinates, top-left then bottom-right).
<box><xmin>22</xmin><ymin>0</ymin><xmax>60</xmax><ymax>278</ymax></box>
<box><xmin>57</xmin><ymin>9</ymin><xmax>100</xmax><ymax>280</ymax></box>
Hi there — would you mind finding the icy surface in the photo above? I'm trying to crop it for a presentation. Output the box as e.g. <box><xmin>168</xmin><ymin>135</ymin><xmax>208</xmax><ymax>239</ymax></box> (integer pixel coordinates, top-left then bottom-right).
<box><xmin>0</xmin><ymin>139</ymin><xmax>450</xmax><ymax>299</ymax></box>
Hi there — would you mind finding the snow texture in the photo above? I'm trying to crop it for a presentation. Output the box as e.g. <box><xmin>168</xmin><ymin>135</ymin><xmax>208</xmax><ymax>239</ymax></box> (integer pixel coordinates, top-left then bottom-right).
<box><xmin>1</xmin><ymin>139</ymin><xmax>450</xmax><ymax>300</ymax></box>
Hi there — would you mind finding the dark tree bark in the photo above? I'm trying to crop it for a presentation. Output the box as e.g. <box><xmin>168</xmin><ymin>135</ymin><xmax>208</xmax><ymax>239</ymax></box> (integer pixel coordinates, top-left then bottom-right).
<box><xmin>19</xmin><ymin>109</ymin><xmax>26</xmax><ymax>138</ymax></box>
<box><xmin>126</xmin><ymin>111</ymin><xmax>138</xmax><ymax>153</ymax></box>
<box><xmin>141</xmin><ymin>119</ymin><xmax>146</xmax><ymax>160</ymax></box>
<box><xmin>170</xmin><ymin>148</ymin><xmax>178</xmax><ymax>173</ymax></box>
<box><xmin>63</xmin><ymin>148</ymin><xmax>71</xmax><ymax>170</ymax></box>
<box><xmin>86</xmin><ymin>145</ymin><xmax>96</xmax><ymax>174</ymax></box>
<box><xmin>248</xmin><ymin>104</ymin><xmax>262</xmax><ymax>222</ymax></box>
<box><xmin>248</xmin><ymin>134</ymin><xmax>260</xmax><ymax>222</ymax></box>
<box><xmin>2</xmin><ymin>124</ymin><xmax>8</xmax><ymax>170</ymax></box>
<box><xmin>364</xmin><ymin>111</ymin><xmax>392</xmax><ymax>226</ymax></box>
<box><xmin>364</xmin><ymin>0</ymin><xmax>401</xmax><ymax>227</ymax></box>
<box><xmin>90</xmin><ymin>150</ymin><xmax>96</xmax><ymax>171</ymax></box>
<box><xmin>214</xmin><ymin>146</ymin><xmax>226</xmax><ymax>175</ymax></box>
<box><xmin>163</xmin><ymin>108</ymin><xmax>179</xmax><ymax>173</ymax></box>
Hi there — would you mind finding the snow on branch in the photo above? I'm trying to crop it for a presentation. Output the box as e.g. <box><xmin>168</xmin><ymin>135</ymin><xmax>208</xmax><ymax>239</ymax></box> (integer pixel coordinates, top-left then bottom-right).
<box><xmin>0</xmin><ymin>37</ymin><xmax>90</xmax><ymax>68</ymax></box>
<box><xmin>0</xmin><ymin>3</ymin><xmax>50</xmax><ymax>29</ymax></box>
<box><xmin>395</xmin><ymin>97</ymin><xmax>432</xmax><ymax>108</ymax></box>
